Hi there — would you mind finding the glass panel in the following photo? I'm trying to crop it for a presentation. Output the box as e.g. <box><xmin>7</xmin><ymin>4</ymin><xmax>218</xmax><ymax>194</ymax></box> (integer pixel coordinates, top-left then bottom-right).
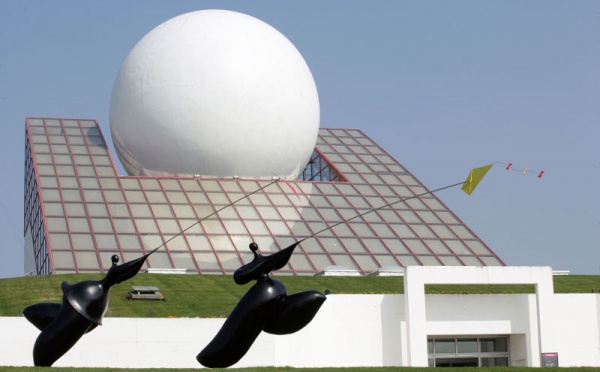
<box><xmin>446</xmin><ymin>240</ymin><xmax>472</xmax><ymax>255</ymax></box>
<box><xmin>480</xmin><ymin>337</ymin><xmax>508</xmax><ymax>352</ymax></box>
<box><xmin>348</xmin><ymin>222</ymin><xmax>375</xmax><ymax>237</ymax></box>
<box><xmin>104</xmin><ymin>190</ymin><xmax>125</xmax><ymax>203</ymax></box>
<box><xmin>71</xmin><ymin>233</ymin><xmax>95</xmax><ymax>250</ymax></box>
<box><xmin>354</xmin><ymin>255</ymin><xmax>378</xmax><ymax>272</ymax></box>
<box><xmin>180</xmin><ymin>179</ymin><xmax>201</xmax><ymax>192</ymax></box>
<box><xmin>457</xmin><ymin>339</ymin><xmax>478</xmax><ymax>353</ymax></box>
<box><xmin>461</xmin><ymin>256</ymin><xmax>484</xmax><ymax>266</ymax></box>
<box><xmin>37</xmin><ymin>165</ymin><xmax>56</xmax><ymax>176</ymax></box>
<box><xmin>370</xmin><ymin>224</ymin><xmax>395</xmax><ymax>238</ymax></box>
<box><xmin>171</xmin><ymin>252</ymin><xmax>198</xmax><ymax>270</ymax></box>
<box><xmin>140</xmin><ymin>234</ymin><xmax>164</xmax><ymax>252</ymax></box>
<box><xmin>83</xmin><ymin>189</ymin><xmax>104</xmax><ymax>202</ymax></box>
<box><xmin>145</xmin><ymin>191</ymin><xmax>167</xmax><ymax>203</ymax></box>
<box><xmin>172</xmin><ymin>204</ymin><xmax>196</xmax><ymax>219</ymax></box>
<box><xmin>330</xmin><ymin>254</ymin><xmax>358</xmax><ymax>270</ymax></box>
<box><xmin>244</xmin><ymin>220</ymin><xmax>269</xmax><ymax>235</ymax></box>
<box><xmin>390</xmin><ymin>224</ymin><xmax>416</xmax><ymax>238</ymax></box>
<box><xmin>86</xmin><ymin>203</ymin><xmax>108</xmax><ymax>217</ymax></box>
<box><xmin>362</xmin><ymin>239</ymin><xmax>388</xmax><ymax>254</ymax></box>
<box><xmin>433</xmin><ymin>207</ymin><xmax>456</xmax><ymax>222</ymax></box>
<box><xmin>136</xmin><ymin>219</ymin><xmax>159</xmax><ymax>234</ymax></box>
<box><xmin>166</xmin><ymin>191</ymin><xmax>187</xmax><ymax>203</ymax></box>
<box><xmin>53</xmin><ymin>251</ymin><xmax>75</xmax><ymax>268</ymax></box>
<box><xmin>289</xmin><ymin>254</ymin><xmax>314</xmax><ymax>272</ymax></box>
<box><xmin>95</xmin><ymin>234</ymin><xmax>118</xmax><ymax>250</ymax></box>
<box><xmin>201</xmin><ymin>220</ymin><xmax>225</xmax><ymax>234</ymax></box>
<box><xmin>90</xmin><ymin>217</ymin><xmax>113</xmax><ymax>233</ymax></box>
<box><xmin>201</xmin><ymin>180</ymin><xmax>221</xmax><ymax>192</ymax></box>
<box><xmin>308</xmin><ymin>253</ymin><xmax>332</xmax><ymax>271</ymax></box>
<box><xmin>412</xmin><ymin>225</ymin><xmax>436</xmax><ymax>238</ymax></box>
<box><xmin>425</xmin><ymin>239</ymin><xmax>451</xmax><ymax>255</ymax></box>
<box><xmin>151</xmin><ymin>204</ymin><xmax>174</xmax><ymax>218</ymax></box>
<box><xmin>405</xmin><ymin>239</ymin><xmax>431</xmax><ymax>254</ymax></box>
<box><xmin>107</xmin><ymin>203</ymin><xmax>131</xmax><ymax>218</ymax></box>
<box><xmin>76</xmin><ymin>165</ymin><xmax>95</xmax><ymax>177</ymax></box>
<box><xmin>430</xmin><ymin>224</ymin><xmax>456</xmax><ymax>239</ymax></box>
<box><xmin>223</xmin><ymin>220</ymin><xmax>247</xmax><ymax>234</ymax></box>
<box><xmin>44</xmin><ymin>202</ymin><xmax>65</xmax><ymax>216</ymax></box>
<box><xmin>49</xmin><ymin>233</ymin><xmax>71</xmax><ymax>249</ymax></box>
<box><xmin>434</xmin><ymin>339</ymin><xmax>455</xmax><ymax>354</ymax></box>
<box><xmin>120</xmin><ymin>178</ymin><xmax>140</xmax><ymax>189</ymax></box>
<box><xmin>75</xmin><ymin>251</ymin><xmax>100</xmax><ymax>269</ymax></box>
<box><xmin>256</xmin><ymin>206</ymin><xmax>280</xmax><ymax>220</ymax></box>
<box><xmin>59</xmin><ymin>177</ymin><xmax>78</xmax><ymax>188</ymax></box>
<box><xmin>66</xmin><ymin>217</ymin><xmax>89</xmax><ymax>232</ymax></box>
<box><xmin>93</xmin><ymin>156</ymin><xmax>112</xmax><ymax>166</ymax></box>
<box><xmin>46</xmin><ymin>217</ymin><xmax>68</xmax><ymax>232</ymax></box>
<box><xmin>57</xmin><ymin>165</ymin><xmax>76</xmax><ymax>176</ymax></box>
<box><xmin>319</xmin><ymin>237</ymin><xmax>345</xmax><ymax>253</ymax></box>
<box><xmin>265</xmin><ymin>220</ymin><xmax>290</xmax><ymax>235</ymax></box>
<box><xmin>130</xmin><ymin>204</ymin><xmax>152</xmax><ymax>218</ymax></box>
<box><xmin>125</xmin><ymin>190</ymin><xmax>146</xmax><ymax>203</ymax></box>
<box><xmin>327</xmin><ymin>196</ymin><xmax>350</xmax><ymax>208</ymax></box>
<box><xmin>340</xmin><ymin>238</ymin><xmax>366</xmax><ymax>253</ymax></box>
<box><xmin>480</xmin><ymin>256</ymin><xmax>503</xmax><ymax>266</ymax></box>
<box><xmin>382</xmin><ymin>239</ymin><xmax>410</xmax><ymax>254</ymax></box>
<box><xmin>166</xmin><ymin>235</ymin><xmax>189</xmax><ymax>251</ymax></box>
<box><xmin>397</xmin><ymin>255</ymin><xmax>420</xmax><ymax>266</ymax></box>
<box><xmin>118</xmin><ymin>234</ymin><xmax>141</xmax><ymax>250</ymax></box>
<box><xmin>195</xmin><ymin>252</ymin><xmax>222</xmax><ymax>271</ymax></box>
<box><xmin>207</xmin><ymin>192</ymin><xmax>229</xmax><ymax>205</ymax></box>
<box><xmin>465</xmin><ymin>240</ymin><xmax>492</xmax><ymax>255</ymax></box>
<box><xmin>249</xmin><ymin>194</ymin><xmax>269</xmax><ymax>205</ymax></box>
<box><xmin>438</xmin><ymin>255</ymin><xmax>463</xmax><ymax>266</ymax></box>
<box><xmin>186</xmin><ymin>235</ymin><xmax>210</xmax><ymax>251</ymax></box>
<box><xmin>147</xmin><ymin>252</ymin><xmax>173</xmax><ymax>269</ymax></box>
<box><xmin>451</xmin><ymin>225</ymin><xmax>475</xmax><ymax>239</ymax></box>
<box><xmin>218</xmin><ymin>252</ymin><xmax>242</xmax><ymax>271</ymax></box>
<box><xmin>417</xmin><ymin>255</ymin><xmax>440</xmax><ymax>266</ymax></box>
<box><xmin>187</xmin><ymin>192</ymin><xmax>210</xmax><ymax>205</ymax></box>
<box><xmin>79</xmin><ymin>177</ymin><xmax>99</xmax><ymax>189</ymax></box>
<box><xmin>156</xmin><ymin>219</ymin><xmax>181</xmax><ymax>234</ymax></box>
<box><xmin>140</xmin><ymin>178</ymin><xmax>161</xmax><ymax>190</ymax></box>
<box><xmin>160</xmin><ymin>179</ymin><xmax>181</xmax><ymax>190</ymax></box>
<box><xmin>96</xmin><ymin>166</ymin><xmax>117</xmax><ymax>177</ymax></box>
<box><xmin>319</xmin><ymin>208</ymin><xmax>342</xmax><ymax>222</ymax></box>
<box><xmin>374</xmin><ymin>254</ymin><xmax>400</xmax><ymax>267</ymax></box>
<box><xmin>113</xmin><ymin>218</ymin><xmax>136</xmax><ymax>233</ymax></box>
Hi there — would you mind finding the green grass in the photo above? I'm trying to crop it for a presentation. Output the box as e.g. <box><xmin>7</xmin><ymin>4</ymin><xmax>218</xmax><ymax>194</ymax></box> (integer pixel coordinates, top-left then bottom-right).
<box><xmin>1</xmin><ymin>367</ymin><xmax>599</xmax><ymax>372</ymax></box>
<box><xmin>0</xmin><ymin>274</ymin><xmax>598</xmax><ymax>318</ymax></box>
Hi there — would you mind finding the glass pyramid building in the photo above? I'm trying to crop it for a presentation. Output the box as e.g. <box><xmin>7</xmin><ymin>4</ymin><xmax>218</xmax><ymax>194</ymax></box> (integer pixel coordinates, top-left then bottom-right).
<box><xmin>24</xmin><ymin>117</ymin><xmax>504</xmax><ymax>276</ymax></box>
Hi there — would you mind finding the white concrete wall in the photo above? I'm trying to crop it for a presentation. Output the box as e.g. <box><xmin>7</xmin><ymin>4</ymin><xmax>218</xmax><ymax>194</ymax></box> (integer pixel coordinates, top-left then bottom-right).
<box><xmin>1</xmin><ymin>293</ymin><xmax>598</xmax><ymax>368</ymax></box>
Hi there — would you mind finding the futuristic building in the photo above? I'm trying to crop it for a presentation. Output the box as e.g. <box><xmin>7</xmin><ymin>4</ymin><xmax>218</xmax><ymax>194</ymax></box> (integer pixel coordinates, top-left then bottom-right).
<box><xmin>24</xmin><ymin>117</ymin><xmax>504</xmax><ymax>276</ymax></box>
<box><xmin>23</xmin><ymin>10</ymin><xmax>504</xmax><ymax>276</ymax></box>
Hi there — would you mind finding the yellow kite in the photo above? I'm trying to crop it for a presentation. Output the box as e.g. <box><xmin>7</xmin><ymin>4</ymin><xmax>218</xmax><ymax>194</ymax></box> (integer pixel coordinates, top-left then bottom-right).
<box><xmin>462</xmin><ymin>164</ymin><xmax>493</xmax><ymax>195</ymax></box>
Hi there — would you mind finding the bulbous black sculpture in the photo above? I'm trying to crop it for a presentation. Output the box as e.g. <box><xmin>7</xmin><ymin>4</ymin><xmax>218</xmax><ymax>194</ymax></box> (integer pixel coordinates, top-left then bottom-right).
<box><xmin>23</xmin><ymin>250</ymin><xmax>154</xmax><ymax>366</ymax></box>
<box><xmin>197</xmin><ymin>242</ymin><xmax>327</xmax><ymax>368</ymax></box>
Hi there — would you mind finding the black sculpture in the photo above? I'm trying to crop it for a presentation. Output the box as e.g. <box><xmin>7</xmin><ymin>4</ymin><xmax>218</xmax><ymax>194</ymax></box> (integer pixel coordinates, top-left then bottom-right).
<box><xmin>23</xmin><ymin>250</ymin><xmax>154</xmax><ymax>366</ymax></box>
<box><xmin>197</xmin><ymin>242</ymin><xmax>327</xmax><ymax>368</ymax></box>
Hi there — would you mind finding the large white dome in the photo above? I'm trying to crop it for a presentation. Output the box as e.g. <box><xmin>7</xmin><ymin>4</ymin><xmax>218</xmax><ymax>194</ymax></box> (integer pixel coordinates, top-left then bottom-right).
<box><xmin>110</xmin><ymin>10</ymin><xmax>320</xmax><ymax>179</ymax></box>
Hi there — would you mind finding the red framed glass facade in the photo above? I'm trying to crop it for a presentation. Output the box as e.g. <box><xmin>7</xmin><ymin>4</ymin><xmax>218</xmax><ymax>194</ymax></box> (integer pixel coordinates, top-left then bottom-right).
<box><xmin>24</xmin><ymin>117</ymin><xmax>505</xmax><ymax>276</ymax></box>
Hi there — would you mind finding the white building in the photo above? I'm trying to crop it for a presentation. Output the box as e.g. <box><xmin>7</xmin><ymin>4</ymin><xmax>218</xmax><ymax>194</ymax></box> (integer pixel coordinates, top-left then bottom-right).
<box><xmin>2</xmin><ymin>266</ymin><xmax>598</xmax><ymax>368</ymax></box>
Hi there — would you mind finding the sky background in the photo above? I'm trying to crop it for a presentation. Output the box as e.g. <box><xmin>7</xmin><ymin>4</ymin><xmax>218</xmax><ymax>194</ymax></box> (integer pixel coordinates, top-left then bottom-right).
<box><xmin>0</xmin><ymin>1</ymin><xmax>598</xmax><ymax>278</ymax></box>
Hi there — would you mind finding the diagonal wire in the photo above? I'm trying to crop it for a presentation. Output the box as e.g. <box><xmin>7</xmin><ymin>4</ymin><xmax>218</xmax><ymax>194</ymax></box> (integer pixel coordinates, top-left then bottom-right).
<box><xmin>297</xmin><ymin>181</ymin><xmax>465</xmax><ymax>244</ymax></box>
<box><xmin>153</xmin><ymin>178</ymin><xmax>280</xmax><ymax>252</ymax></box>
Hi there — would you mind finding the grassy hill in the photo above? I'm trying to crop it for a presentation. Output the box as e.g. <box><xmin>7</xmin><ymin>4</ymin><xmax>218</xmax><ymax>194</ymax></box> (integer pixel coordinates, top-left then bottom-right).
<box><xmin>0</xmin><ymin>273</ymin><xmax>598</xmax><ymax>318</ymax></box>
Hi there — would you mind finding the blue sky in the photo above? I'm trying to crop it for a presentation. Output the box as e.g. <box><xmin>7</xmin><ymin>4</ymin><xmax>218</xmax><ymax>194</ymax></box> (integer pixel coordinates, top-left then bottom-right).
<box><xmin>0</xmin><ymin>1</ymin><xmax>598</xmax><ymax>278</ymax></box>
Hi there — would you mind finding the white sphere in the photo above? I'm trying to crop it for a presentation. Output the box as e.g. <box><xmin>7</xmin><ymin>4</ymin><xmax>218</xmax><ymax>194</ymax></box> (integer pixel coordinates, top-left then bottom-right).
<box><xmin>110</xmin><ymin>10</ymin><xmax>319</xmax><ymax>179</ymax></box>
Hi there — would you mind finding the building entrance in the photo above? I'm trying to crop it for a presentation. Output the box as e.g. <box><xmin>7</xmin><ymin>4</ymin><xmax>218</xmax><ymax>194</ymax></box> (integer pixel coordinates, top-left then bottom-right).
<box><xmin>428</xmin><ymin>336</ymin><xmax>509</xmax><ymax>367</ymax></box>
